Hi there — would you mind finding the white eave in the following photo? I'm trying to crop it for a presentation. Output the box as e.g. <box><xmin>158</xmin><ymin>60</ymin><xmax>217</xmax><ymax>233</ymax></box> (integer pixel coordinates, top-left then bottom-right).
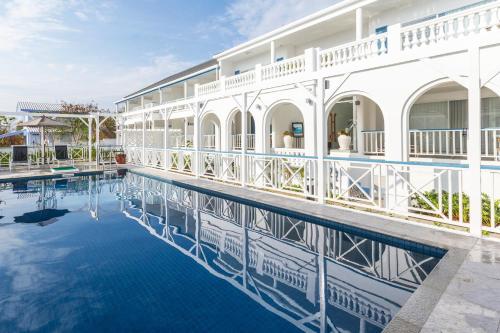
<box><xmin>213</xmin><ymin>0</ymin><xmax>377</xmax><ymax>61</ymax></box>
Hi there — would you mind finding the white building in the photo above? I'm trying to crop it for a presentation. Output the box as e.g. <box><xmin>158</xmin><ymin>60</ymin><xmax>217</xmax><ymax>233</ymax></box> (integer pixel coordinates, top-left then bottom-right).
<box><xmin>116</xmin><ymin>0</ymin><xmax>500</xmax><ymax>237</ymax></box>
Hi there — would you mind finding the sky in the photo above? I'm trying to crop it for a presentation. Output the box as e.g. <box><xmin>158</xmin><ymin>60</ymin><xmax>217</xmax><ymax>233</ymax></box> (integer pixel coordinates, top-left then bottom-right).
<box><xmin>0</xmin><ymin>0</ymin><xmax>339</xmax><ymax>112</ymax></box>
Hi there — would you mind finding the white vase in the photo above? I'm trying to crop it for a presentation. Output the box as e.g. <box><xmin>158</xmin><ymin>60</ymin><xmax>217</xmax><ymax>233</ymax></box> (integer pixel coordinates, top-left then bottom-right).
<box><xmin>338</xmin><ymin>135</ymin><xmax>351</xmax><ymax>151</ymax></box>
<box><xmin>283</xmin><ymin>135</ymin><xmax>293</xmax><ymax>149</ymax></box>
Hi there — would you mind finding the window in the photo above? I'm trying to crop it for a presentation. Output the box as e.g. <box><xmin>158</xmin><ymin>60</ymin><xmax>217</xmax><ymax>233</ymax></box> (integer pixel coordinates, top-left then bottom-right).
<box><xmin>234</xmin><ymin>70</ymin><xmax>240</xmax><ymax>75</ymax></box>
<box><xmin>276</xmin><ymin>57</ymin><xmax>284</xmax><ymax>62</ymax></box>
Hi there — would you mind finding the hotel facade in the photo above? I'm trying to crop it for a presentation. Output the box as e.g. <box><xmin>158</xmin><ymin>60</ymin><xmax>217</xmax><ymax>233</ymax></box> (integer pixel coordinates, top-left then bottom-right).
<box><xmin>115</xmin><ymin>0</ymin><xmax>500</xmax><ymax>237</ymax></box>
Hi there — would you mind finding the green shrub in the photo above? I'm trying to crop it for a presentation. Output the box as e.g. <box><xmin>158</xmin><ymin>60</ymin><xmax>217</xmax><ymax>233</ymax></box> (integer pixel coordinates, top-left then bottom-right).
<box><xmin>412</xmin><ymin>190</ymin><xmax>500</xmax><ymax>226</ymax></box>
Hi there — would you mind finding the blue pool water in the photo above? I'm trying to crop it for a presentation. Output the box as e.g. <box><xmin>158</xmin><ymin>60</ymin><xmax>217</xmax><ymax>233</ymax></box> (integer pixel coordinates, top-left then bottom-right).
<box><xmin>0</xmin><ymin>171</ymin><xmax>444</xmax><ymax>332</ymax></box>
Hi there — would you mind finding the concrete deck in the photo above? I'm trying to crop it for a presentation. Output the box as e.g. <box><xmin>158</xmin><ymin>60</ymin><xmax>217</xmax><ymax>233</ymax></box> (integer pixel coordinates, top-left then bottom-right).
<box><xmin>1</xmin><ymin>165</ymin><xmax>499</xmax><ymax>332</ymax></box>
<box><xmin>128</xmin><ymin>167</ymin><xmax>500</xmax><ymax>333</ymax></box>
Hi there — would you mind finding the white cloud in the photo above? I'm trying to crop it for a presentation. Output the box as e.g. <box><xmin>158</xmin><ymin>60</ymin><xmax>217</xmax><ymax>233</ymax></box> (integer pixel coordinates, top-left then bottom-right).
<box><xmin>199</xmin><ymin>0</ymin><xmax>339</xmax><ymax>44</ymax></box>
<box><xmin>74</xmin><ymin>10</ymin><xmax>88</xmax><ymax>21</ymax></box>
<box><xmin>0</xmin><ymin>0</ymin><xmax>71</xmax><ymax>51</ymax></box>
<box><xmin>0</xmin><ymin>52</ymin><xmax>194</xmax><ymax>111</ymax></box>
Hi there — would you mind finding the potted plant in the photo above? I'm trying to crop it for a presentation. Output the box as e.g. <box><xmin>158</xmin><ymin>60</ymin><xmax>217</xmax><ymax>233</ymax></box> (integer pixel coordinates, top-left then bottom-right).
<box><xmin>283</xmin><ymin>131</ymin><xmax>294</xmax><ymax>149</ymax></box>
<box><xmin>337</xmin><ymin>129</ymin><xmax>351</xmax><ymax>151</ymax></box>
<box><xmin>115</xmin><ymin>149</ymin><xmax>127</xmax><ymax>164</ymax></box>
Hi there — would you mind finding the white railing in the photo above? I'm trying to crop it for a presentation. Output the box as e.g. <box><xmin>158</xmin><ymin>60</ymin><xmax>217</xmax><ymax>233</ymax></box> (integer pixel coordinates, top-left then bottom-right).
<box><xmin>261</xmin><ymin>55</ymin><xmax>305</xmax><ymax>81</ymax></box>
<box><xmin>124</xmin><ymin>147</ymin><xmax>143</xmax><ymax>165</ymax></box>
<box><xmin>325</xmin><ymin>158</ymin><xmax>467</xmax><ymax>228</ymax></box>
<box><xmin>203</xmin><ymin>134</ymin><xmax>216</xmax><ymax>149</ymax></box>
<box><xmin>198</xmin><ymin>80</ymin><xmax>221</xmax><ymax>96</ymax></box>
<box><xmin>170</xmin><ymin>134</ymin><xmax>194</xmax><ymax>148</ymax></box>
<box><xmin>319</xmin><ymin>33</ymin><xmax>388</xmax><ymax>69</ymax></box>
<box><xmin>167</xmin><ymin>149</ymin><xmax>194</xmax><ymax>174</ymax></box>
<box><xmin>481</xmin><ymin>168</ymin><xmax>500</xmax><ymax>234</ymax></box>
<box><xmin>144</xmin><ymin>148</ymin><xmax>165</xmax><ymax>169</ymax></box>
<box><xmin>362</xmin><ymin>130</ymin><xmax>385</xmax><ymax>155</ymax></box>
<box><xmin>273</xmin><ymin>148</ymin><xmax>306</xmax><ymax>156</ymax></box>
<box><xmin>231</xmin><ymin>134</ymin><xmax>255</xmax><ymax>151</ymax></box>
<box><xmin>225</xmin><ymin>70</ymin><xmax>256</xmax><ymax>90</ymax></box>
<box><xmin>401</xmin><ymin>1</ymin><xmax>500</xmax><ymax>51</ymax></box>
<box><xmin>409</xmin><ymin>129</ymin><xmax>468</xmax><ymax>157</ymax></box>
<box><xmin>200</xmin><ymin>151</ymin><xmax>241</xmax><ymax>184</ymax></box>
<box><xmin>246</xmin><ymin>154</ymin><xmax>317</xmax><ymax>198</ymax></box>
<box><xmin>481</xmin><ymin>128</ymin><xmax>500</xmax><ymax>160</ymax></box>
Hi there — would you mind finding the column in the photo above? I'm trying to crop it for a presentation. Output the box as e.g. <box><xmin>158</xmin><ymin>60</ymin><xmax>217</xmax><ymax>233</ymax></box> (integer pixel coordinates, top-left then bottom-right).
<box><xmin>241</xmin><ymin>93</ymin><xmax>248</xmax><ymax>187</ymax></box>
<box><xmin>356</xmin><ymin>7</ymin><xmax>363</xmax><ymax>40</ymax></box>
<box><xmin>88</xmin><ymin>116</ymin><xmax>93</xmax><ymax>163</ymax></box>
<box><xmin>270</xmin><ymin>40</ymin><xmax>276</xmax><ymax>63</ymax></box>
<box><xmin>164</xmin><ymin>109</ymin><xmax>168</xmax><ymax>170</ymax></box>
<box><xmin>468</xmin><ymin>46</ymin><xmax>482</xmax><ymax>237</ymax></box>
<box><xmin>316</xmin><ymin>79</ymin><xmax>326</xmax><ymax>203</ymax></box>
<box><xmin>95</xmin><ymin>112</ymin><xmax>100</xmax><ymax>165</ymax></box>
<box><xmin>194</xmin><ymin>103</ymin><xmax>201</xmax><ymax>178</ymax></box>
<box><xmin>142</xmin><ymin>111</ymin><xmax>146</xmax><ymax>165</ymax></box>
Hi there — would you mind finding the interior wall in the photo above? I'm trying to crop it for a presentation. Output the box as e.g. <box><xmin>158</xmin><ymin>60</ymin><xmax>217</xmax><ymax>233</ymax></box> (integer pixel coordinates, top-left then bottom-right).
<box><xmin>268</xmin><ymin>103</ymin><xmax>303</xmax><ymax>149</ymax></box>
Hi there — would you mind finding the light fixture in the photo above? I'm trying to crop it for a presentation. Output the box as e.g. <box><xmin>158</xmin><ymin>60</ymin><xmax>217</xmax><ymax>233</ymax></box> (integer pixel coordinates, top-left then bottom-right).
<box><xmin>306</xmin><ymin>98</ymin><xmax>313</xmax><ymax>105</ymax></box>
<box><xmin>255</xmin><ymin>104</ymin><xmax>262</xmax><ymax>110</ymax></box>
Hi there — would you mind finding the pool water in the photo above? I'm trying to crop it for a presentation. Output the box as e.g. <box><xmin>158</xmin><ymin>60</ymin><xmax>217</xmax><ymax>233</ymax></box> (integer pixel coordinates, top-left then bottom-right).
<box><xmin>0</xmin><ymin>171</ymin><xmax>443</xmax><ymax>333</ymax></box>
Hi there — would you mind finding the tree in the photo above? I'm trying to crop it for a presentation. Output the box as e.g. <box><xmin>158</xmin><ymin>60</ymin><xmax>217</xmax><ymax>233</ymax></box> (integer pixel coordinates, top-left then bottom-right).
<box><xmin>59</xmin><ymin>101</ymin><xmax>116</xmax><ymax>143</ymax></box>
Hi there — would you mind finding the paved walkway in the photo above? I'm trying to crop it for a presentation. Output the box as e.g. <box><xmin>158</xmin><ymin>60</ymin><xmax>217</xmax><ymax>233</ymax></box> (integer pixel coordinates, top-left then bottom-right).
<box><xmin>130</xmin><ymin>167</ymin><xmax>500</xmax><ymax>333</ymax></box>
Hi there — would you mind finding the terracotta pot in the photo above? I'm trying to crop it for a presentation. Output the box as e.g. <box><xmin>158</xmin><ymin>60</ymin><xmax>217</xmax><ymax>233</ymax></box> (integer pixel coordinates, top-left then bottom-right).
<box><xmin>338</xmin><ymin>135</ymin><xmax>351</xmax><ymax>151</ymax></box>
<box><xmin>115</xmin><ymin>153</ymin><xmax>126</xmax><ymax>164</ymax></box>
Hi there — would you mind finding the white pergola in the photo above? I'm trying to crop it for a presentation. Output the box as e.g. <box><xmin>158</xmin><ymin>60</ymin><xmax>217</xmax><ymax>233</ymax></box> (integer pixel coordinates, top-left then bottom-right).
<box><xmin>2</xmin><ymin>102</ymin><xmax>117</xmax><ymax>163</ymax></box>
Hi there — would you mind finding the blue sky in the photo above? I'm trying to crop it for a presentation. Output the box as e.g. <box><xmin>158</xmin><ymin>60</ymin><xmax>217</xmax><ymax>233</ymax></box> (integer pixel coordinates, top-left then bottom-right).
<box><xmin>0</xmin><ymin>0</ymin><xmax>338</xmax><ymax>111</ymax></box>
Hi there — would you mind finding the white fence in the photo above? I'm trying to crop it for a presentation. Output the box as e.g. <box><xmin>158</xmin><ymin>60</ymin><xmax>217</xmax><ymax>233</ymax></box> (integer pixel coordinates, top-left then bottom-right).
<box><xmin>167</xmin><ymin>149</ymin><xmax>194</xmax><ymax>175</ymax></box>
<box><xmin>203</xmin><ymin>134</ymin><xmax>216</xmax><ymax>149</ymax></box>
<box><xmin>231</xmin><ymin>134</ymin><xmax>255</xmax><ymax>150</ymax></box>
<box><xmin>362</xmin><ymin>131</ymin><xmax>385</xmax><ymax>155</ymax></box>
<box><xmin>319</xmin><ymin>33</ymin><xmax>388</xmax><ymax>68</ymax></box>
<box><xmin>261</xmin><ymin>55</ymin><xmax>305</xmax><ymax>81</ymax></box>
<box><xmin>401</xmin><ymin>1</ymin><xmax>500</xmax><ymax>51</ymax></box>
<box><xmin>199</xmin><ymin>151</ymin><xmax>241</xmax><ymax>184</ymax></box>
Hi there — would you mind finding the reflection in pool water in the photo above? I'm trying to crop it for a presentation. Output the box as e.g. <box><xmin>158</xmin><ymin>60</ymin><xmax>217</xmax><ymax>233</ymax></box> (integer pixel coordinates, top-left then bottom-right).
<box><xmin>0</xmin><ymin>172</ymin><xmax>443</xmax><ymax>332</ymax></box>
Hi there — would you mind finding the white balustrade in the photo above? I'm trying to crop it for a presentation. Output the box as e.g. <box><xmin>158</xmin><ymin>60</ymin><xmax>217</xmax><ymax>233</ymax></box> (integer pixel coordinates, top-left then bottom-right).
<box><xmin>225</xmin><ymin>70</ymin><xmax>256</xmax><ymax>90</ymax></box>
<box><xmin>198</xmin><ymin>80</ymin><xmax>221</xmax><ymax>96</ymax></box>
<box><xmin>246</xmin><ymin>154</ymin><xmax>317</xmax><ymax>198</ymax></box>
<box><xmin>124</xmin><ymin>147</ymin><xmax>143</xmax><ymax>165</ymax></box>
<box><xmin>232</xmin><ymin>134</ymin><xmax>255</xmax><ymax>151</ymax></box>
<box><xmin>325</xmin><ymin>158</ymin><xmax>466</xmax><ymax>227</ymax></box>
<box><xmin>481</xmin><ymin>168</ymin><xmax>500</xmax><ymax>234</ymax></box>
<box><xmin>200</xmin><ymin>151</ymin><xmax>241</xmax><ymax>183</ymax></box>
<box><xmin>401</xmin><ymin>1</ymin><xmax>500</xmax><ymax>51</ymax></box>
<box><xmin>167</xmin><ymin>149</ymin><xmax>194</xmax><ymax>174</ymax></box>
<box><xmin>409</xmin><ymin>129</ymin><xmax>467</xmax><ymax>157</ymax></box>
<box><xmin>144</xmin><ymin>148</ymin><xmax>165</xmax><ymax>169</ymax></box>
<box><xmin>319</xmin><ymin>33</ymin><xmax>388</xmax><ymax>69</ymax></box>
<box><xmin>203</xmin><ymin>134</ymin><xmax>216</xmax><ymax>149</ymax></box>
<box><xmin>261</xmin><ymin>55</ymin><xmax>306</xmax><ymax>81</ymax></box>
<box><xmin>362</xmin><ymin>130</ymin><xmax>385</xmax><ymax>155</ymax></box>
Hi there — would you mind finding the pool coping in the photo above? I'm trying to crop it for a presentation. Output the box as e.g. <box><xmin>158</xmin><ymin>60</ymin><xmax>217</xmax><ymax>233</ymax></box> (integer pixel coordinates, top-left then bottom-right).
<box><xmin>126</xmin><ymin>167</ymin><xmax>500</xmax><ymax>333</ymax></box>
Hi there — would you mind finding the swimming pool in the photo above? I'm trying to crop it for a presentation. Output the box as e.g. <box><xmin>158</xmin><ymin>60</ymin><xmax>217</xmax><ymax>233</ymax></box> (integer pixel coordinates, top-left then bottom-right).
<box><xmin>0</xmin><ymin>171</ymin><xmax>444</xmax><ymax>332</ymax></box>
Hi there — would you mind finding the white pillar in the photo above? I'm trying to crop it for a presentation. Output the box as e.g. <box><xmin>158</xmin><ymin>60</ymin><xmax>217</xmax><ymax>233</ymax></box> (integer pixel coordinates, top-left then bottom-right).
<box><xmin>194</xmin><ymin>103</ymin><xmax>201</xmax><ymax>178</ymax></box>
<box><xmin>88</xmin><ymin>116</ymin><xmax>92</xmax><ymax>163</ymax></box>
<box><xmin>468</xmin><ymin>46</ymin><xmax>482</xmax><ymax>237</ymax></box>
<box><xmin>316</xmin><ymin>79</ymin><xmax>326</xmax><ymax>203</ymax></box>
<box><xmin>356</xmin><ymin>97</ymin><xmax>365</xmax><ymax>154</ymax></box>
<box><xmin>142</xmin><ymin>112</ymin><xmax>146</xmax><ymax>165</ymax></box>
<box><xmin>270</xmin><ymin>40</ymin><xmax>276</xmax><ymax>63</ymax></box>
<box><xmin>164</xmin><ymin>109</ymin><xmax>168</xmax><ymax>170</ymax></box>
<box><xmin>241</xmin><ymin>93</ymin><xmax>248</xmax><ymax>187</ymax></box>
<box><xmin>95</xmin><ymin>112</ymin><xmax>100</xmax><ymax>166</ymax></box>
<box><xmin>356</xmin><ymin>7</ymin><xmax>363</xmax><ymax>40</ymax></box>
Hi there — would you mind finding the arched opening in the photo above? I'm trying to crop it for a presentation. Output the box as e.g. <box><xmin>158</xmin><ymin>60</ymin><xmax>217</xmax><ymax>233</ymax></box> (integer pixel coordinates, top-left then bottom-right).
<box><xmin>201</xmin><ymin>113</ymin><xmax>221</xmax><ymax>150</ymax></box>
<box><xmin>265</xmin><ymin>102</ymin><xmax>305</xmax><ymax>154</ymax></box>
<box><xmin>168</xmin><ymin>117</ymin><xmax>194</xmax><ymax>148</ymax></box>
<box><xmin>228</xmin><ymin>110</ymin><xmax>256</xmax><ymax>151</ymax></box>
<box><xmin>406</xmin><ymin>82</ymin><xmax>500</xmax><ymax>161</ymax></box>
<box><xmin>326</xmin><ymin>96</ymin><xmax>384</xmax><ymax>156</ymax></box>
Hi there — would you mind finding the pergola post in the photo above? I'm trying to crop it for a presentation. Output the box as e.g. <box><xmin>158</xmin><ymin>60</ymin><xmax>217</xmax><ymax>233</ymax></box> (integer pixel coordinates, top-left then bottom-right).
<box><xmin>88</xmin><ymin>116</ymin><xmax>92</xmax><ymax>163</ymax></box>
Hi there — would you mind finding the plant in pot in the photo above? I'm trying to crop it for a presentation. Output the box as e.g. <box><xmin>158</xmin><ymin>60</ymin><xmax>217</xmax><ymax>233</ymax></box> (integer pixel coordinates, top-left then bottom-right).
<box><xmin>337</xmin><ymin>129</ymin><xmax>351</xmax><ymax>151</ymax></box>
<box><xmin>283</xmin><ymin>131</ymin><xmax>294</xmax><ymax>149</ymax></box>
<box><xmin>115</xmin><ymin>149</ymin><xmax>127</xmax><ymax>164</ymax></box>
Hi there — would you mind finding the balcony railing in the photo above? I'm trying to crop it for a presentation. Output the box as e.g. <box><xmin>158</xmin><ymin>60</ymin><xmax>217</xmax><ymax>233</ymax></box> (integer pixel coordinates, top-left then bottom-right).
<box><xmin>232</xmin><ymin>134</ymin><xmax>255</xmax><ymax>150</ymax></box>
<box><xmin>401</xmin><ymin>1</ymin><xmax>500</xmax><ymax>51</ymax></box>
<box><xmin>225</xmin><ymin>70</ymin><xmax>256</xmax><ymax>90</ymax></box>
<box><xmin>261</xmin><ymin>55</ymin><xmax>306</xmax><ymax>81</ymax></box>
<box><xmin>362</xmin><ymin>130</ymin><xmax>385</xmax><ymax>155</ymax></box>
<box><xmin>203</xmin><ymin>134</ymin><xmax>216</xmax><ymax>149</ymax></box>
<box><xmin>319</xmin><ymin>33</ymin><xmax>388</xmax><ymax>69</ymax></box>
